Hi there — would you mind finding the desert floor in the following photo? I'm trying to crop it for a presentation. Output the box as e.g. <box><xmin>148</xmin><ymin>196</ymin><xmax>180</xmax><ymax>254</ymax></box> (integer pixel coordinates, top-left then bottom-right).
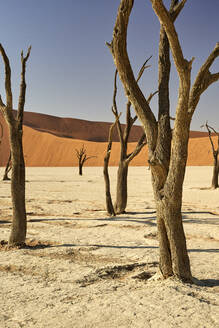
<box><xmin>0</xmin><ymin>166</ymin><xmax>218</xmax><ymax>328</ymax></box>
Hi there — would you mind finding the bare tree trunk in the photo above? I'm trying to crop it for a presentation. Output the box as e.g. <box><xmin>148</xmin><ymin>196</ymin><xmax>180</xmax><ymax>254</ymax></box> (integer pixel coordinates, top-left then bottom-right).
<box><xmin>203</xmin><ymin>123</ymin><xmax>219</xmax><ymax>189</ymax></box>
<box><xmin>114</xmin><ymin>161</ymin><xmax>128</xmax><ymax>214</ymax></box>
<box><xmin>3</xmin><ymin>152</ymin><xmax>11</xmax><ymax>180</ymax></box>
<box><xmin>79</xmin><ymin>164</ymin><xmax>83</xmax><ymax>176</ymax></box>
<box><xmin>157</xmin><ymin>198</ymin><xmax>191</xmax><ymax>280</ymax></box>
<box><xmin>0</xmin><ymin>44</ymin><xmax>31</xmax><ymax>246</ymax></box>
<box><xmin>103</xmin><ymin>159</ymin><xmax>115</xmax><ymax>216</ymax></box>
<box><xmin>9</xmin><ymin>127</ymin><xmax>26</xmax><ymax>245</ymax></box>
<box><xmin>211</xmin><ymin>154</ymin><xmax>218</xmax><ymax>189</ymax></box>
<box><xmin>103</xmin><ymin>122</ymin><xmax>117</xmax><ymax>216</ymax></box>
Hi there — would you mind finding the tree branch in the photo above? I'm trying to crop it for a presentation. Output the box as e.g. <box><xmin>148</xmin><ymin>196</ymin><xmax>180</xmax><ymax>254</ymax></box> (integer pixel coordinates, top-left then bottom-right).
<box><xmin>108</xmin><ymin>0</ymin><xmax>157</xmax><ymax>153</ymax></box>
<box><xmin>170</xmin><ymin>0</ymin><xmax>187</xmax><ymax>21</ymax></box>
<box><xmin>17</xmin><ymin>46</ymin><xmax>31</xmax><ymax>130</ymax></box>
<box><xmin>83</xmin><ymin>155</ymin><xmax>97</xmax><ymax>163</ymax></box>
<box><xmin>204</xmin><ymin>122</ymin><xmax>218</xmax><ymax>155</ymax></box>
<box><xmin>123</xmin><ymin>57</ymin><xmax>153</xmax><ymax>145</ymax></box>
<box><xmin>136</xmin><ymin>56</ymin><xmax>152</xmax><ymax>82</ymax></box>
<box><xmin>147</xmin><ymin>90</ymin><xmax>158</xmax><ymax>104</ymax></box>
<box><xmin>111</xmin><ymin>69</ymin><xmax>124</xmax><ymax>150</ymax></box>
<box><xmin>0</xmin><ymin>44</ymin><xmax>13</xmax><ymax>109</ymax></box>
<box><xmin>126</xmin><ymin>133</ymin><xmax>147</xmax><ymax>164</ymax></box>
<box><xmin>189</xmin><ymin>43</ymin><xmax>219</xmax><ymax>115</ymax></box>
<box><xmin>150</xmin><ymin>0</ymin><xmax>192</xmax><ymax>81</ymax></box>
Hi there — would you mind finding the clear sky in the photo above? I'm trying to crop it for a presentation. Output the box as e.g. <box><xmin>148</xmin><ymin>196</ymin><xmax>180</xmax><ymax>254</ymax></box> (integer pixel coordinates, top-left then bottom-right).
<box><xmin>0</xmin><ymin>0</ymin><xmax>218</xmax><ymax>131</ymax></box>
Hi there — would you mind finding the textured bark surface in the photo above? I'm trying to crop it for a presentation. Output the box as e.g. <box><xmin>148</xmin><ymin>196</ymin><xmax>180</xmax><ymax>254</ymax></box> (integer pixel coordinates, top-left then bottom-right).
<box><xmin>0</xmin><ymin>44</ymin><xmax>31</xmax><ymax>246</ymax></box>
<box><xmin>211</xmin><ymin>158</ymin><xmax>218</xmax><ymax>189</ymax></box>
<box><xmin>114</xmin><ymin>161</ymin><xmax>128</xmax><ymax>214</ymax></box>
<box><xmin>109</xmin><ymin>0</ymin><xmax>219</xmax><ymax>281</ymax></box>
<box><xmin>103</xmin><ymin>122</ymin><xmax>116</xmax><ymax>216</ymax></box>
<box><xmin>3</xmin><ymin>152</ymin><xmax>11</xmax><ymax>180</ymax></box>
<box><xmin>9</xmin><ymin>126</ymin><xmax>26</xmax><ymax>245</ymax></box>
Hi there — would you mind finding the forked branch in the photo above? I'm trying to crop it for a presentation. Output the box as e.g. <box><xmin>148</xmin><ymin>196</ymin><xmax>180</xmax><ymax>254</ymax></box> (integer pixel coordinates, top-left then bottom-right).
<box><xmin>150</xmin><ymin>0</ymin><xmax>193</xmax><ymax>80</ymax></box>
<box><xmin>108</xmin><ymin>0</ymin><xmax>157</xmax><ymax>151</ymax></box>
<box><xmin>17</xmin><ymin>46</ymin><xmax>31</xmax><ymax>129</ymax></box>
<box><xmin>189</xmin><ymin>43</ymin><xmax>219</xmax><ymax>115</ymax></box>
<box><xmin>0</xmin><ymin>44</ymin><xmax>13</xmax><ymax>109</ymax></box>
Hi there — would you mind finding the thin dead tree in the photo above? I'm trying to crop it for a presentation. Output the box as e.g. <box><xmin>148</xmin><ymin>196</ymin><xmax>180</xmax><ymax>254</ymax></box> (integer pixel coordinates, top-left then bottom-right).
<box><xmin>202</xmin><ymin>122</ymin><xmax>219</xmax><ymax>189</ymax></box>
<box><xmin>112</xmin><ymin>66</ymin><xmax>156</xmax><ymax>214</ymax></box>
<box><xmin>0</xmin><ymin>44</ymin><xmax>31</xmax><ymax>246</ymax></box>
<box><xmin>108</xmin><ymin>0</ymin><xmax>219</xmax><ymax>281</ymax></box>
<box><xmin>75</xmin><ymin>145</ymin><xmax>96</xmax><ymax>175</ymax></box>
<box><xmin>3</xmin><ymin>151</ymin><xmax>12</xmax><ymax>181</ymax></box>
<box><xmin>103</xmin><ymin>118</ymin><xmax>120</xmax><ymax>216</ymax></box>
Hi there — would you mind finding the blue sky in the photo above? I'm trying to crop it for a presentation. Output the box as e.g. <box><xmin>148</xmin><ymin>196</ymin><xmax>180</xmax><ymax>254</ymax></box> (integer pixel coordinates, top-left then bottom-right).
<box><xmin>0</xmin><ymin>0</ymin><xmax>218</xmax><ymax>131</ymax></box>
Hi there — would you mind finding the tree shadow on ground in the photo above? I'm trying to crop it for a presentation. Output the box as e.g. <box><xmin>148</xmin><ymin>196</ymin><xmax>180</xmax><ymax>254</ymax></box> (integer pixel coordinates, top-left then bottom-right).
<box><xmin>125</xmin><ymin>210</ymin><xmax>156</xmax><ymax>215</ymax></box>
<box><xmin>0</xmin><ymin>220</ymin><xmax>10</xmax><ymax>224</ymax></box>
<box><xmin>27</xmin><ymin>215</ymin><xmax>157</xmax><ymax>225</ymax></box>
<box><xmin>188</xmin><ymin>248</ymin><xmax>219</xmax><ymax>253</ymax></box>
<box><xmin>59</xmin><ymin>243</ymin><xmax>158</xmax><ymax>250</ymax></box>
<box><xmin>183</xmin><ymin>217</ymin><xmax>219</xmax><ymax>225</ymax></box>
<box><xmin>197</xmin><ymin>279</ymin><xmax>219</xmax><ymax>287</ymax></box>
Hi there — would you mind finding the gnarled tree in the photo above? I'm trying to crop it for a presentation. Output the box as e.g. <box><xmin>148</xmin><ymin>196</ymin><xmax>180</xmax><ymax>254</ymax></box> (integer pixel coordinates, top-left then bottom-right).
<box><xmin>75</xmin><ymin>145</ymin><xmax>96</xmax><ymax>175</ymax></box>
<box><xmin>203</xmin><ymin>122</ymin><xmax>219</xmax><ymax>189</ymax></box>
<box><xmin>0</xmin><ymin>44</ymin><xmax>31</xmax><ymax>246</ymax></box>
<box><xmin>108</xmin><ymin>0</ymin><xmax>219</xmax><ymax>281</ymax></box>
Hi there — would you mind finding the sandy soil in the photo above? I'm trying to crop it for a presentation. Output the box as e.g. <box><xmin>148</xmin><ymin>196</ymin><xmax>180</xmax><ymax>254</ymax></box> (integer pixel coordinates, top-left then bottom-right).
<box><xmin>0</xmin><ymin>166</ymin><xmax>218</xmax><ymax>328</ymax></box>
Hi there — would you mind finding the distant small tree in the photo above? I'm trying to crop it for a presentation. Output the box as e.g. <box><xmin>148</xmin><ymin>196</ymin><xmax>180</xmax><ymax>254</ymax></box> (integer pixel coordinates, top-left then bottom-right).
<box><xmin>202</xmin><ymin>122</ymin><xmax>219</xmax><ymax>189</ymax></box>
<box><xmin>0</xmin><ymin>44</ymin><xmax>31</xmax><ymax>246</ymax></box>
<box><xmin>75</xmin><ymin>145</ymin><xmax>96</xmax><ymax>175</ymax></box>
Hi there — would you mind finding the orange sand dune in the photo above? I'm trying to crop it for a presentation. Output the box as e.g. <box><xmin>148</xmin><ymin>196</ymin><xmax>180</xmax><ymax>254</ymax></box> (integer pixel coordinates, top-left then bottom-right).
<box><xmin>20</xmin><ymin>110</ymin><xmax>210</xmax><ymax>141</ymax></box>
<box><xmin>0</xmin><ymin>111</ymin><xmax>216</xmax><ymax>167</ymax></box>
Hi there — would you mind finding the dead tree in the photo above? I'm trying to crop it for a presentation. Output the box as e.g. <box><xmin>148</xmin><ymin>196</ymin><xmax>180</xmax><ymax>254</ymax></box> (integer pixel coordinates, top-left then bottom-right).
<box><xmin>75</xmin><ymin>145</ymin><xmax>95</xmax><ymax>175</ymax></box>
<box><xmin>0</xmin><ymin>44</ymin><xmax>31</xmax><ymax>246</ymax></box>
<box><xmin>108</xmin><ymin>0</ymin><xmax>219</xmax><ymax>281</ymax></box>
<box><xmin>3</xmin><ymin>151</ymin><xmax>12</xmax><ymax>180</ymax></box>
<box><xmin>203</xmin><ymin>122</ymin><xmax>219</xmax><ymax>189</ymax></box>
<box><xmin>112</xmin><ymin>68</ymin><xmax>155</xmax><ymax>214</ymax></box>
<box><xmin>103</xmin><ymin>64</ymin><xmax>155</xmax><ymax>216</ymax></box>
<box><xmin>103</xmin><ymin>119</ymin><xmax>119</xmax><ymax>216</ymax></box>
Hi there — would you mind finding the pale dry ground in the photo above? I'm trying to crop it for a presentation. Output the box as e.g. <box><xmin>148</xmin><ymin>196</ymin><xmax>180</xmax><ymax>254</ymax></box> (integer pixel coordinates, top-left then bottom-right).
<box><xmin>0</xmin><ymin>166</ymin><xmax>218</xmax><ymax>328</ymax></box>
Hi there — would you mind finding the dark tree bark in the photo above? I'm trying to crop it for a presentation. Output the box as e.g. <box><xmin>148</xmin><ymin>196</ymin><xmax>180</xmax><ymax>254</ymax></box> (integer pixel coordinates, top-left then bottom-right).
<box><xmin>3</xmin><ymin>151</ymin><xmax>12</xmax><ymax>180</ymax></box>
<box><xmin>0</xmin><ymin>121</ymin><xmax>3</xmax><ymax>147</ymax></box>
<box><xmin>75</xmin><ymin>145</ymin><xmax>96</xmax><ymax>176</ymax></box>
<box><xmin>103</xmin><ymin>120</ymin><xmax>119</xmax><ymax>216</ymax></box>
<box><xmin>203</xmin><ymin>123</ymin><xmax>219</xmax><ymax>189</ymax></box>
<box><xmin>108</xmin><ymin>0</ymin><xmax>219</xmax><ymax>281</ymax></box>
<box><xmin>0</xmin><ymin>44</ymin><xmax>31</xmax><ymax>246</ymax></box>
